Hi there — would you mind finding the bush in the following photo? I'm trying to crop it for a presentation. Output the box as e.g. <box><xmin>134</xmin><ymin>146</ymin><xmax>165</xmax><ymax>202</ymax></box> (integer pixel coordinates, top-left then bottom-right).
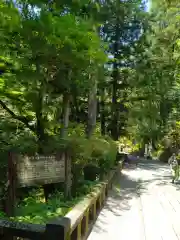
<box><xmin>66</xmin><ymin>134</ymin><xmax>118</xmax><ymax>188</ymax></box>
<box><xmin>10</xmin><ymin>180</ymin><xmax>98</xmax><ymax>224</ymax></box>
<box><xmin>0</xmin><ymin>124</ymin><xmax>118</xmax><ymax>216</ymax></box>
<box><xmin>118</xmin><ymin>136</ymin><xmax>140</xmax><ymax>153</ymax></box>
<box><xmin>153</xmin><ymin>122</ymin><xmax>180</xmax><ymax>162</ymax></box>
<box><xmin>67</xmin><ymin>134</ymin><xmax>117</xmax><ymax>166</ymax></box>
<box><xmin>83</xmin><ymin>164</ymin><xmax>100</xmax><ymax>181</ymax></box>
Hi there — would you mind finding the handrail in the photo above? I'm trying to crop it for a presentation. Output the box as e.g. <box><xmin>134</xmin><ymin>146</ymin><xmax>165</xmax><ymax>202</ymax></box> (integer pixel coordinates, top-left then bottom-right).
<box><xmin>0</xmin><ymin>162</ymin><xmax>122</xmax><ymax>240</ymax></box>
<box><xmin>65</xmin><ymin>162</ymin><xmax>122</xmax><ymax>240</ymax></box>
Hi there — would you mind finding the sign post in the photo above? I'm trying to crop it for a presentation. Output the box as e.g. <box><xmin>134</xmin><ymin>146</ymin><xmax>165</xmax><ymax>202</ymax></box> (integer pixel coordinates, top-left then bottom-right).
<box><xmin>6</xmin><ymin>152</ymin><xmax>72</xmax><ymax>216</ymax></box>
<box><xmin>6</xmin><ymin>152</ymin><xmax>17</xmax><ymax>217</ymax></box>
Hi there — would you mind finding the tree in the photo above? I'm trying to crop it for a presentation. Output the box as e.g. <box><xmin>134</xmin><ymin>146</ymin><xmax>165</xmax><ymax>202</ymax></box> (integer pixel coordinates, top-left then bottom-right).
<box><xmin>0</xmin><ymin>1</ymin><xmax>106</xmax><ymax>150</ymax></box>
<box><xmin>127</xmin><ymin>0</ymin><xmax>180</xmax><ymax>150</ymax></box>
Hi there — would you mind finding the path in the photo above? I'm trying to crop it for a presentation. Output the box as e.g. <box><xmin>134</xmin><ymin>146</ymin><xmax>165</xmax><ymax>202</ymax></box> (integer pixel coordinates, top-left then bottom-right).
<box><xmin>87</xmin><ymin>160</ymin><xmax>180</xmax><ymax>240</ymax></box>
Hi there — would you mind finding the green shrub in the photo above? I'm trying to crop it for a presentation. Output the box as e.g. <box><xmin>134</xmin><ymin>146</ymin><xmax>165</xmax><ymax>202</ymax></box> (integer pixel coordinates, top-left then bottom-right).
<box><xmin>0</xmin><ymin>124</ymin><xmax>118</xmax><ymax>223</ymax></box>
<box><xmin>92</xmin><ymin>136</ymin><xmax>117</xmax><ymax>173</ymax></box>
<box><xmin>11</xmin><ymin>180</ymin><xmax>98</xmax><ymax>224</ymax></box>
<box><xmin>83</xmin><ymin>164</ymin><xmax>100</xmax><ymax>181</ymax></box>
<box><xmin>118</xmin><ymin>136</ymin><xmax>140</xmax><ymax>153</ymax></box>
<box><xmin>67</xmin><ymin>134</ymin><xmax>117</xmax><ymax>166</ymax></box>
<box><xmin>63</xmin><ymin>134</ymin><xmax>117</xmax><ymax>191</ymax></box>
<box><xmin>12</xmin><ymin>190</ymin><xmax>74</xmax><ymax>224</ymax></box>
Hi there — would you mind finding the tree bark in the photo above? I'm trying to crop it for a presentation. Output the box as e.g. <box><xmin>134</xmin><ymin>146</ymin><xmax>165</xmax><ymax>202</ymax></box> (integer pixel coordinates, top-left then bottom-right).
<box><xmin>35</xmin><ymin>95</ymin><xmax>45</xmax><ymax>153</ymax></box>
<box><xmin>60</xmin><ymin>93</ymin><xmax>70</xmax><ymax>138</ymax></box>
<box><xmin>100</xmin><ymin>88</ymin><xmax>106</xmax><ymax>135</ymax></box>
<box><xmin>86</xmin><ymin>75</ymin><xmax>97</xmax><ymax>138</ymax></box>
<box><xmin>111</xmin><ymin>28</ymin><xmax>119</xmax><ymax>140</ymax></box>
<box><xmin>70</xmin><ymin>95</ymin><xmax>81</xmax><ymax>123</ymax></box>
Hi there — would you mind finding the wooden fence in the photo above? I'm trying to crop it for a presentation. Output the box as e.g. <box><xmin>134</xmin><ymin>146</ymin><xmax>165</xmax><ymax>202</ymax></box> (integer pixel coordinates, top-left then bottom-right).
<box><xmin>0</xmin><ymin>162</ymin><xmax>122</xmax><ymax>240</ymax></box>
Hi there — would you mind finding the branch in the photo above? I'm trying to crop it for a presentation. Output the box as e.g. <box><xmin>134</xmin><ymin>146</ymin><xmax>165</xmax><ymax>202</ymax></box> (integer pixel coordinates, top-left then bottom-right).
<box><xmin>0</xmin><ymin>100</ymin><xmax>36</xmax><ymax>133</ymax></box>
<box><xmin>3</xmin><ymin>91</ymin><xmax>26</xmax><ymax>104</ymax></box>
<box><xmin>128</xmin><ymin>96</ymin><xmax>148</xmax><ymax>102</ymax></box>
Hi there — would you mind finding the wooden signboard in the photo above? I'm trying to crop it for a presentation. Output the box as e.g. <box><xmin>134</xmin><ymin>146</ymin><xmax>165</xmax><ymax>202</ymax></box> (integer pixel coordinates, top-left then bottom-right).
<box><xmin>6</xmin><ymin>152</ymin><xmax>72</xmax><ymax>217</ymax></box>
<box><xmin>16</xmin><ymin>154</ymin><xmax>65</xmax><ymax>187</ymax></box>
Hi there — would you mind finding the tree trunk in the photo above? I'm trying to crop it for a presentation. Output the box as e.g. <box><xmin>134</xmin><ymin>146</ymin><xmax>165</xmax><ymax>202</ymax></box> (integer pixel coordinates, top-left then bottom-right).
<box><xmin>111</xmin><ymin>18</ymin><xmax>120</xmax><ymax>140</ymax></box>
<box><xmin>111</xmin><ymin>52</ymin><xmax>119</xmax><ymax>139</ymax></box>
<box><xmin>86</xmin><ymin>75</ymin><xmax>97</xmax><ymax>138</ymax></box>
<box><xmin>100</xmin><ymin>88</ymin><xmax>106</xmax><ymax>135</ymax></box>
<box><xmin>59</xmin><ymin>93</ymin><xmax>72</xmax><ymax>199</ymax></box>
<box><xmin>119</xmin><ymin>95</ymin><xmax>128</xmax><ymax>136</ymax></box>
<box><xmin>34</xmin><ymin>83</ymin><xmax>53</xmax><ymax>201</ymax></box>
<box><xmin>70</xmin><ymin>95</ymin><xmax>81</xmax><ymax>123</ymax></box>
<box><xmin>60</xmin><ymin>93</ymin><xmax>70</xmax><ymax>138</ymax></box>
<box><xmin>35</xmin><ymin>85</ymin><xmax>46</xmax><ymax>154</ymax></box>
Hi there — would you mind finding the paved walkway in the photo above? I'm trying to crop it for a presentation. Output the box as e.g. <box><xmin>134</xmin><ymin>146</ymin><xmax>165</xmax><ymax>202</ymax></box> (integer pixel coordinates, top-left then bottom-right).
<box><xmin>88</xmin><ymin>160</ymin><xmax>180</xmax><ymax>240</ymax></box>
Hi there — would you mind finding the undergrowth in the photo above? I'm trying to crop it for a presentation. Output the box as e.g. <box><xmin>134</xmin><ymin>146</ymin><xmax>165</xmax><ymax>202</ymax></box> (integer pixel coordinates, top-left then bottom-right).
<box><xmin>8</xmin><ymin>181</ymin><xmax>98</xmax><ymax>224</ymax></box>
<box><xmin>0</xmin><ymin>129</ymin><xmax>118</xmax><ymax>224</ymax></box>
<box><xmin>1</xmin><ymin>180</ymin><xmax>99</xmax><ymax>224</ymax></box>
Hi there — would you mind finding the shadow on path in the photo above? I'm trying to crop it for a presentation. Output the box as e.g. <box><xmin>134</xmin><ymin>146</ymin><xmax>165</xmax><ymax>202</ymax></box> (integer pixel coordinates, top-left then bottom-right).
<box><xmin>89</xmin><ymin>169</ymin><xmax>141</xmax><ymax>235</ymax></box>
<box><xmin>104</xmin><ymin>171</ymin><xmax>140</xmax><ymax>215</ymax></box>
<box><xmin>88</xmin><ymin>159</ymin><xmax>174</xmax><ymax>239</ymax></box>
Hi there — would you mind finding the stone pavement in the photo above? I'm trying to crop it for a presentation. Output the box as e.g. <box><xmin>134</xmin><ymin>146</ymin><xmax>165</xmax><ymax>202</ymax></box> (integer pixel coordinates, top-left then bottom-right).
<box><xmin>87</xmin><ymin>160</ymin><xmax>180</xmax><ymax>240</ymax></box>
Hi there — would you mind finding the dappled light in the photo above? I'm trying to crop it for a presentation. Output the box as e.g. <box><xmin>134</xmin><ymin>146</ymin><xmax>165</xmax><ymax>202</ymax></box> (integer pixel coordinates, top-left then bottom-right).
<box><xmin>0</xmin><ymin>0</ymin><xmax>180</xmax><ymax>239</ymax></box>
<box><xmin>88</xmin><ymin>160</ymin><xmax>180</xmax><ymax>240</ymax></box>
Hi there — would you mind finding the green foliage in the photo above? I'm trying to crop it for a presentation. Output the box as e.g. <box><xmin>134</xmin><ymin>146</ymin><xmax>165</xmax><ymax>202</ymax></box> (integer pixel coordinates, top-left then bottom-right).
<box><xmin>125</xmin><ymin>0</ymin><xmax>180</xmax><ymax>148</ymax></box>
<box><xmin>2</xmin><ymin>0</ymin><xmax>180</xmax><ymax>227</ymax></box>
<box><xmin>119</xmin><ymin>137</ymin><xmax>140</xmax><ymax>153</ymax></box>
<box><xmin>0</xmin><ymin>211</ymin><xmax>6</xmax><ymax>218</ymax></box>
<box><xmin>0</xmin><ymin>0</ymin><xmax>106</xmax><ymax>149</ymax></box>
<box><xmin>68</xmin><ymin>134</ymin><xmax>117</xmax><ymax>170</ymax></box>
<box><xmin>11</xmin><ymin>182</ymin><xmax>97</xmax><ymax>224</ymax></box>
<box><xmin>176</xmin><ymin>153</ymin><xmax>180</xmax><ymax>162</ymax></box>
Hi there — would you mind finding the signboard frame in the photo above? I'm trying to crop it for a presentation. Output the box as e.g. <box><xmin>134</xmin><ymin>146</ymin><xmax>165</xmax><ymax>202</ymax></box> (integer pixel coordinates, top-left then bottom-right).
<box><xmin>6</xmin><ymin>151</ymin><xmax>72</xmax><ymax>216</ymax></box>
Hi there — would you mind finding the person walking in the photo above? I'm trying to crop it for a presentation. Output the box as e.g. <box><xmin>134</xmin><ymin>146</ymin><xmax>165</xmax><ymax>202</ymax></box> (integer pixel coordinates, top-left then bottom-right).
<box><xmin>168</xmin><ymin>153</ymin><xmax>179</xmax><ymax>183</ymax></box>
